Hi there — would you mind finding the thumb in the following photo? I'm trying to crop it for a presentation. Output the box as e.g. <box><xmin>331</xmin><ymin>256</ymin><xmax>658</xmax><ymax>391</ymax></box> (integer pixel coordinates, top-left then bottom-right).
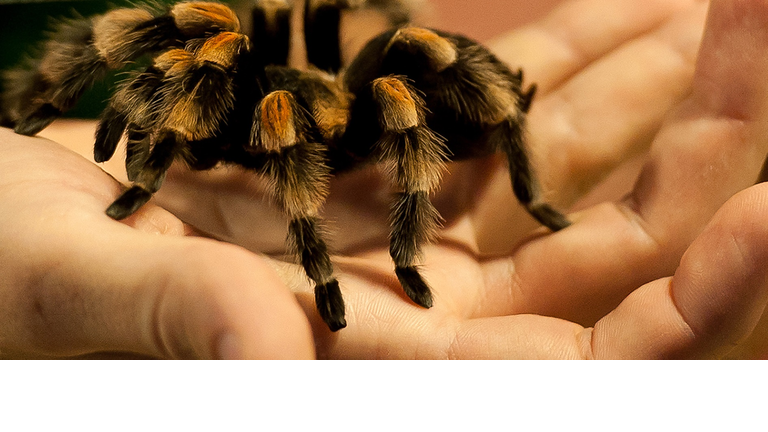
<box><xmin>591</xmin><ymin>183</ymin><xmax>768</xmax><ymax>359</ymax></box>
<box><xmin>0</xmin><ymin>130</ymin><xmax>314</xmax><ymax>359</ymax></box>
<box><xmin>670</xmin><ymin>183</ymin><xmax>768</xmax><ymax>358</ymax></box>
<box><xmin>2</xmin><ymin>205</ymin><xmax>315</xmax><ymax>360</ymax></box>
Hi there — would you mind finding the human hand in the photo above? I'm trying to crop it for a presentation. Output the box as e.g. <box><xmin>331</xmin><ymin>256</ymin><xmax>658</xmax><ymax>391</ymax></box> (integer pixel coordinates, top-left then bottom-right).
<box><xmin>0</xmin><ymin>128</ymin><xmax>314</xmax><ymax>359</ymax></box>
<box><xmin>386</xmin><ymin>0</ymin><xmax>768</xmax><ymax>359</ymax></box>
<box><xmin>293</xmin><ymin>0</ymin><xmax>768</xmax><ymax>359</ymax></box>
<box><xmin>24</xmin><ymin>0</ymin><xmax>768</xmax><ymax>359</ymax></box>
<box><xmin>141</xmin><ymin>0</ymin><xmax>768</xmax><ymax>359</ymax></box>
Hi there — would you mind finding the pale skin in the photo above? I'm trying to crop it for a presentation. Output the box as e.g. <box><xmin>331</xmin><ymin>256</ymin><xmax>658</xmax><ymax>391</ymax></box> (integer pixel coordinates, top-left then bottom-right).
<box><xmin>2</xmin><ymin>0</ymin><xmax>768</xmax><ymax>359</ymax></box>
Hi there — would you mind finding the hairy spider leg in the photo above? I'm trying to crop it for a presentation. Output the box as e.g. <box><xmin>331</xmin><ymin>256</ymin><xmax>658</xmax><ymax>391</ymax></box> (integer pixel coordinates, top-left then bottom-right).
<box><xmin>105</xmin><ymin>32</ymin><xmax>246</xmax><ymax>220</ymax></box>
<box><xmin>251</xmin><ymin>0</ymin><xmax>293</xmax><ymax>67</ymax></box>
<box><xmin>237</xmin><ymin>89</ymin><xmax>345</xmax><ymax>331</ymax></box>
<box><xmin>125</xmin><ymin>132</ymin><xmax>153</xmax><ymax>181</ymax></box>
<box><xmin>304</xmin><ymin>0</ymin><xmax>344</xmax><ymax>72</ymax></box>
<box><xmin>106</xmin><ymin>129</ymin><xmax>182</xmax><ymax>219</ymax></box>
<box><xmin>95</xmin><ymin>49</ymin><xmax>195</xmax><ymax>181</ymax></box>
<box><xmin>369</xmin><ymin>76</ymin><xmax>448</xmax><ymax>308</ymax></box>
<box><xmin>497</xmin><ymin>102</ymin><xmax>571</xmax><ymax>231</ymax></box>
<box><xmin>304</xmin><ymin>0</ymin><xmax>416</xmax><ymax>73</ymax></box>
<box><xmin>290</xmin><ymin>217</ymin><xmax>345</xmax><ymax>331</ymax></box>
<box><xmin>94</xmin><ymin>65</ymin><xmax>166</xmax><ymax>164</ymax></box>
<box><xmin>95</xmin><ymin>107</ymin><xmax>131</xmax><ymax>164</ymax></box>
<box><xmin>8</xmin><ymin>11</ymin><xmax>128</xmax><ymax>131</ymax></box>
<box><xmin>354</xmin><ymin>27</ymin><xmax>571</xmax><ymax>231</ymax></box>
<box><xmin>102</xmin><ymin>38</ymin><xmax>265</xmax><ymax>176</ymax></box>
<box><xmin>339</xmin><ymin>26</ymin><xmax>571</xmax><ymax>310</ymax></box>
<box><xmin>341</xmin><ymin>27</ymin><xmax>461</xmax><ymax>308</ymax></box>
<box><xmin>516</xmin><ymin>71</ymin><xmax>535</xmax><ymax>113</ymax></box>
<box><xmin>2</xmin><ymin>2</ymin><xmax>241</xmax><ymax>136</ymax></box>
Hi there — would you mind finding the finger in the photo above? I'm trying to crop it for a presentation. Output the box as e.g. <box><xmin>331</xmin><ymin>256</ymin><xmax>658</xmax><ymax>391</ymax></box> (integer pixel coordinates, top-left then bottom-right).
<box><xmin>440</xmin><ymin>182</ymin><xmax>768</xmax><ymax>359</ymax></box>
<box><xmin>591</xmin><ymin>184</ymin><xmax>768</xmax><ymax>359</ymax></box>
<box><xmin>472</xmin><ymin>3</ymin><xmax>707</xmax><ymax>251</ymax></box>
<box><xmin>633</xmin><ymin>0</ymin><xmax>768</xmax><ymax>250</ymax></box>
<box><xmin>530</xmin><ymin>2</ymin><xmax>707</xmax><ymax>206</ymax></box>
<box><xmin>410</xmin><ymin>184</ymin><xmax>768</xmax><ymax>360</ymax></box>
<box><xmin>0</xmin><ymin>132</ymin><xmax>314</xmax><ymax>359</ymax></box>
<box><xmin>478</xmin><ymin>0</ymin><xmax>768</xmax><ymax>324</ymax></box>
<box><xmin>489</xmin><ymin>0</ymin><xmax>701</xmax><ymax>93</ymax></box>
<box><xmin>324</xmin><ymin>313</ymin><xmax>588</xmax><ymax>359</ymax></box>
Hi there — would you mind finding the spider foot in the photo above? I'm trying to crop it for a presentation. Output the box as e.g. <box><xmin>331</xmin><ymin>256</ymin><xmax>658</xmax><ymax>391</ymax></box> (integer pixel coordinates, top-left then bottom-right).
<box><xmin>106</xmin><ymin>186</ymin><xmax>153</xmax><ymax>220</ymax></box>
<box><xmin>316</xmin><ymin>279</ymin><xmax>347</xmax><ymax>332</ymax></box>
<box><xmin>395</xmin><ymin>266</ymin><xmax>433</xmax><ymax>309</ymax></box>
<box><xmin>14</xmin><ymin>104</ymin><xmax>62</xmax><ymax>136</ymax></box>
<box><xmin>528</xmin><ymin>202</ymin><xmax>571</xmax><ymax>232</ymax></box>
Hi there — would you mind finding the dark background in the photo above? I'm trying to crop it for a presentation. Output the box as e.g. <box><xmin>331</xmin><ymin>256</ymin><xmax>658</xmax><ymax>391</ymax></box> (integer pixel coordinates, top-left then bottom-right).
<box><xmin>0</xmin><ymin>0</ymin><xmax>561</xmax><ymax>119</ymax></box>
<box><xmin>0</xmin><ymin>0</ymin><xmax>144</xmax><ymax>118</ymax></box>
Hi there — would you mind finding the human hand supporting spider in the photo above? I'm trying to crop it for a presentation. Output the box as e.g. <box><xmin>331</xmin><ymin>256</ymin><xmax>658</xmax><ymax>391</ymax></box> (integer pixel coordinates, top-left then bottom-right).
<box><xmin>3</xmin><ymin>0</ymin><xmax>768</xmax><ymax>359</ymax></box>
<box><xmin>264</xmin><ymin>0</ymin><xmax>768</xmax><ymax>359</ymax></box>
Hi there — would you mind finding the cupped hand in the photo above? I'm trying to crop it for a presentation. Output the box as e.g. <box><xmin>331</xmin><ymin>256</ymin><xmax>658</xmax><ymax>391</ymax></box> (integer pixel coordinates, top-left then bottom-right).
<box><xmin>0</xmin><ymin>129</ymin><xmax>314</xmax><ymax>359</ymax></box>
<box><xmin>282</xmin><ymin>0</ymin><xmax>768</xmax><ymax>359</ymax></box>
<box><xmin>19</xmin><ymin>0</ymin><xmax>768</xmax><ymax>359</ymax></box>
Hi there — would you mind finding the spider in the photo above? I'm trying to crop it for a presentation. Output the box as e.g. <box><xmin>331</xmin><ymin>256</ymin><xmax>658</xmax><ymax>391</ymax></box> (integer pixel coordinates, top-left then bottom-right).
<box><xmin>0</xmin><ymin>0</ymin><xmax>570</xmax><ymax>332</ymax></box>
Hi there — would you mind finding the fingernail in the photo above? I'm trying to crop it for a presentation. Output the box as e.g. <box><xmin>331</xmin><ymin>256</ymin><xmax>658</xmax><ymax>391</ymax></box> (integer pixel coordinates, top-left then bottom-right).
<box><xmin>214</xmin><ymin>333</ymin><xmax>242</xmax><ymax>360</ymax></box>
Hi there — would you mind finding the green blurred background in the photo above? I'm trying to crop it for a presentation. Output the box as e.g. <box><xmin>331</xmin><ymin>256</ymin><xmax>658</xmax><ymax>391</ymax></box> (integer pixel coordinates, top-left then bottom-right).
<box><xmin>0</xmin><ymin>1</ymin><xmax>140</xmax><ymax>118</ymax></box>
<box><xmin>0</xmin><ymin>0</ymin><xmax>555</xmax><ymax>119</ymax></box>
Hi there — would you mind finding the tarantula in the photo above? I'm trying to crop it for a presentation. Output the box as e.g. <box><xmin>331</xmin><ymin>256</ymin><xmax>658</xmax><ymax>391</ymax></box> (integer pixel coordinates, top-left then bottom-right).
<box><xmin>1</xmin><ymin>0</ymin><xmax>570</xmax><ymax>332</ymax></box>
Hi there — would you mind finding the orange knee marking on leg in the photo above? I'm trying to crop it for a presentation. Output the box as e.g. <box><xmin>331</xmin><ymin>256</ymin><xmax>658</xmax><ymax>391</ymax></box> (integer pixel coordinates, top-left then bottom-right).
<box><xmin>372</xmin><ymin>77</ymin><xmax>419</xmax><ymax>131</ymax></box>
<box><xmin>396</xmin><ymin>27</ymin><xmax>443</xmax><ymax>44</ymax></box>
<box><xmin>259</xmin><ymin>91</ymin><xmax>298</xmax><ymax>151</ymax></box>
<box><xmin>172</xmin><ymin>2</ymin><xmax>241</xmax><ymax>35</ymax></box>
<box><xmin>92</xmin><ymin>8</ymin><xmax>155</xmax><ymax>66</ymax></box>
<box><xmin>195</xmin><ymin>32</ymin><xmax>248</xmax><ymax>68</ymax></box>
<box><xmin>387</xmin><ymin>27</ymin><xmax>457</xmax><ymax>72</ymax></box>
<box><xmin>154</xmin><ymin>49</ymin><xmax>195</xmax><ymax>72</ymax></box>
<box><xmin>373</xmin><ymin>77</ymin><xmax>414</xmax><ymax>105</ymax></box>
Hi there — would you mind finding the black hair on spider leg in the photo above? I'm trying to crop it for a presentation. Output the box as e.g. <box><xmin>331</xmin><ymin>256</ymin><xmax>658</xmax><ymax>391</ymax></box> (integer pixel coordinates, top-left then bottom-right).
<box><xmin>94</xmin><ymin>106</ymin><xmax>130</xmax><ymax>163</ymax></box>
<box><xmin>290</xmin><ymin>216</ymin><xmax>346</xmax><ymax>331</ymax></box>
<box><xmin>14</xmin><ymin>104</ymin><xmax>63</xmax><ymax>137</ymax></box>
<box><xmin>315</xmin><ymin>280</ymin><xmax>347</xmax><ymax>332</ymax></box>
<box><xmin>395</xmin><ymin>266</ymin><xmax>433</xmax><ymax>308</ymax></box>
<box><xmin>106</xmin><ymin>186</ymin><xmax>153</xmax><ymax>220</ymax></box>
<box><xmin>1</xmin><ymin>1</ymin><xmax>570</xmax><ymax>332</ymax></box>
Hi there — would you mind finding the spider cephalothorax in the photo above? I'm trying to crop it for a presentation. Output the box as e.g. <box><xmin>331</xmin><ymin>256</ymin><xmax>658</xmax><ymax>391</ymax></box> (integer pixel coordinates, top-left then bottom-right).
<box><xmin>1</xmin><ymin>0</ymin><xmax>570</xmax><ymax>332</ymax></box>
